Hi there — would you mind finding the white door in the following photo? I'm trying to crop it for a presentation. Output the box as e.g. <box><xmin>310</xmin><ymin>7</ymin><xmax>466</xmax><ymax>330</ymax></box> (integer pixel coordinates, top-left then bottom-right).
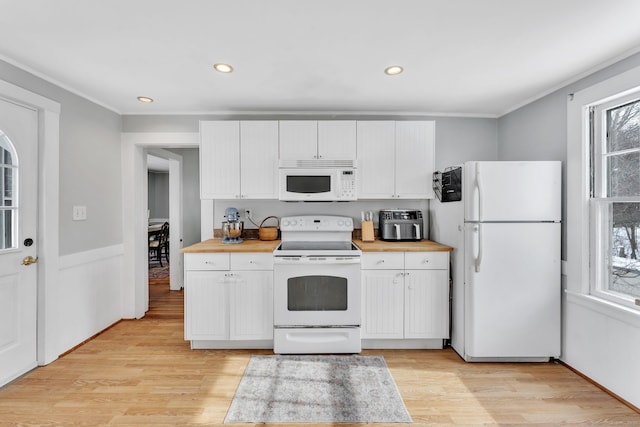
<box><xmin>317</xmin><ymin>121</ymin><xmax>357</xmax><ymax>160</ymax></box>
<box><xmin>356</xmin><ymin>121</ymin><xmax>396</xmax><ymax>198</ymax></box>
<box><xmin>240</xmin><ymin>121</ymin><xmax>279</xmax><ymax>199</ymax></box>
<box><xmin>464</xmin><ymin>161</ymin><xmax>562</xmax><ymax>222</ymax></box>
<box><xmin>278</xmin><ymin>121</ymin><xmax>318</xmax><ymax>160</ymax></box>
<box><xmin>0</xmin><ymin>98</ymin><xmax>38</xmax><ymax>386</ymax></box>
<box><xmin>464</xmin><ymin>222</ymin><xmax>561</xmax><ymax>359</ymax></box>
<box><xmin>361</xmin><ymin>269</ymin><xmax>404</xmax><ymax>338</ymax></box>
<box><xmin>199</xmin><ymin>121</ymin><xmax>240</xmax><ymax>199</ymax></box>
<box><xmin>229</xmin><ymin>271</ymin><xmax>273</xmax><ymax>340</ymax></box>
<box><xmin>395</xmin><ymin>121</ymin><xmax>435</xmax><ymax>199</ymax></box>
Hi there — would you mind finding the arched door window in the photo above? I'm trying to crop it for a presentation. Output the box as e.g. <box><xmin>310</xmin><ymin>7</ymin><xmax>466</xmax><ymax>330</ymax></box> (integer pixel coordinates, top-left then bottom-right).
<box><xmin>0</xmin><ymin>130</ymin><xmax>17</xmax><ymax>250</ymax></box>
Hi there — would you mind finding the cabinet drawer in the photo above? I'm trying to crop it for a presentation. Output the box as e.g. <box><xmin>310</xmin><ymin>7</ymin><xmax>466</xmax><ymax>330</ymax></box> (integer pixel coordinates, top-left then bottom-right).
<box><xmin>405</xmin><ymin>252</ymin><xmax>448</xmax><ymax>270</ymax></box>
<box><xmin>230</xmin><ymin>253</ymin><xmax>274</xmax><ymax>270</ymax></box>
<box><xmin>184</xmin><ymin>253</ymin><xmax>230</xmax><ymax>271</ymax></box>
<box><xmin>361</xmin><ymin>252</ymin><xmax>404</xmax><ymax>270</ymax></box>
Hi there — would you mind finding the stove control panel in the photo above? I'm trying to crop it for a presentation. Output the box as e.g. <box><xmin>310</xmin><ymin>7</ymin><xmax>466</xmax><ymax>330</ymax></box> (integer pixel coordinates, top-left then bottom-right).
<box><xmin>280</xmin><ymin>215</ymin><xmax>354</xmax><ymax>232</ymax></box>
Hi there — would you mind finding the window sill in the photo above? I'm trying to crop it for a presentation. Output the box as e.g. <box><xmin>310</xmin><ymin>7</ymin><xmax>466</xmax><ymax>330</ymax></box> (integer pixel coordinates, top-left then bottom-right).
<box><xmin>565</xmin><ymin>290</ymin><xmax>640</xmax><ymax>328</ymax></box>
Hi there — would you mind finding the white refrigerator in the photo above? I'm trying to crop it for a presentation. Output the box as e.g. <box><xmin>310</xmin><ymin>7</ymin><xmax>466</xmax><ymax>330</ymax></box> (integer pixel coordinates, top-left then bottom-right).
<box><xmin>431</xmin><ymin>161</ymin><xmax>561</xmax><ymax>362</ymax></box>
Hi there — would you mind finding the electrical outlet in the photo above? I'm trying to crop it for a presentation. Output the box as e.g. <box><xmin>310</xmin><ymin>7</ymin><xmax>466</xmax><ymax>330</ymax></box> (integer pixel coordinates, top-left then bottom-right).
<box><xmin>245</xmin><ymin>209</ymin><xmax>252</xmax><ymax>219</ymax></box>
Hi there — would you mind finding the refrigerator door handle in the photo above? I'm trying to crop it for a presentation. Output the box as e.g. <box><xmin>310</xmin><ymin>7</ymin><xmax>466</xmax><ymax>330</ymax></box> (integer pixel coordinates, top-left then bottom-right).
<box><xmin>474</xmin><ymin>224</ymin><xmax>483</xmax><ymax>273</ymax></box>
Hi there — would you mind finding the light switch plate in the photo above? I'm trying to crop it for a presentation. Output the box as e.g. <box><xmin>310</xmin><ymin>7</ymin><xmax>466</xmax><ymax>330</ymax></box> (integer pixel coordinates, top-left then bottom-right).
<box><xmin>73</xmin><ymin>205</ymin><xmax>87</xmax><ymax>221</ymax></box>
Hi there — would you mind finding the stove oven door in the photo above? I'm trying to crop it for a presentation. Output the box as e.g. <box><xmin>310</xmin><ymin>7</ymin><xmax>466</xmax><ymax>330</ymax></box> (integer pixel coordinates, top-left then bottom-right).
<box><xmin>273</xmin><ymin>257</ymin><xmax>361</xmax><ymax>327</ymax></box>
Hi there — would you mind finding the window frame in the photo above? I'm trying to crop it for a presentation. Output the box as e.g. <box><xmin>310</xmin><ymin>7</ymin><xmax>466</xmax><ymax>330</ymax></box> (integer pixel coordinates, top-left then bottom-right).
<box><xmin>589</xmin><ymin>91</ymin><xmax>640</xmax><ymax>309</ymax></box>
<box><xmin>0</xmin><ymin>131</ymin><xmax>18</xmax><ymax>252</ymax></box>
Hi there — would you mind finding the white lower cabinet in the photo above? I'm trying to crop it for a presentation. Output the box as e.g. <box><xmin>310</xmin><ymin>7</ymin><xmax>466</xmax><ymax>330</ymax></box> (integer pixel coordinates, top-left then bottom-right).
<box><xmin>361</xmin><ymin>251</ymin><xmax>449</xmax><ymax>348</ymax></box>
<box><xmin>184</xmin><ymin>252</ymin><xmax>273</xmax><ymax>348</ymax></box>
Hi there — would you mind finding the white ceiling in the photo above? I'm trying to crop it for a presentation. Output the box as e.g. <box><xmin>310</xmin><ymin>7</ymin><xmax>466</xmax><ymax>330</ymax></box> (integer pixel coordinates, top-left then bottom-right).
<box><xmin>1</xmin><ymin>0</ymin><xmax>640</xmax><ymax>117</ymax></box>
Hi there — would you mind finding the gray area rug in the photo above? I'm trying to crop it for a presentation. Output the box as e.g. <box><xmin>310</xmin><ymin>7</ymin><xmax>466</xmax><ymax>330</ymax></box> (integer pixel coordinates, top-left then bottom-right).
<box><xmin>224</xmin><ymin>354</ymin><xmax>412</xmax><ymax>424</ymax></box>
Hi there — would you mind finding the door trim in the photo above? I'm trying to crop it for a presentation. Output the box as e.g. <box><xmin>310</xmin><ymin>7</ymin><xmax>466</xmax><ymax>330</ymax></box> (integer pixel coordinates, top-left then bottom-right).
<box><xmin>121</xmin><ymin>132</ymin><xmax>197</xmax><ymax>318</ymax></box>
<box><xmin>0</xmin><ymin>79</ymin><xmax>61</xmax><ymax>366</ymax></box>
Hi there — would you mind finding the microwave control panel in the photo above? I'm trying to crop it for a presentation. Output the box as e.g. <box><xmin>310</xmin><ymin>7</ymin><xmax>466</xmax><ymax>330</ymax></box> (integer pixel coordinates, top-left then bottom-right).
<box><xmin>339</xmin><ymin>170</ymin><xmax>357</xmax><ymax>200</ymax></box>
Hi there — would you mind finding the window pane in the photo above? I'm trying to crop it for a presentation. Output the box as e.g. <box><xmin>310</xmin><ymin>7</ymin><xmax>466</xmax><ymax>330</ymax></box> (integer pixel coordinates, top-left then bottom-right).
<box><xmin>607</xmin><ymin>99</ymin><xmax>640</xmax><ymax>152</ymax></box>
<box><xmin>607</xmin><ymin>152</ymin><xmax>640</xmax><ymax>197</ymax></box>
<box><xmin>610</xmin><ymin>202</ymin><xmax>640</xmax><ymax>299</ymax></box>
<box><xmin>0</xmin><ymin>209</ymin><xmax>16</xmax><ymax>250</ymax></box>
<box><xmin>3</xmin><ymin>166</ymin><xmax>15</xmax><ymax>202</ymax></box>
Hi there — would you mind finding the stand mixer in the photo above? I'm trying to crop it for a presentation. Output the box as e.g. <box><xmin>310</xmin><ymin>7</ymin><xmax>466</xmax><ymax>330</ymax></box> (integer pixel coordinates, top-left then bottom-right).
<box><xmin>222</xmin><ymin>207</ymin><xmax>244</xmax><ymax>244</ymax></box>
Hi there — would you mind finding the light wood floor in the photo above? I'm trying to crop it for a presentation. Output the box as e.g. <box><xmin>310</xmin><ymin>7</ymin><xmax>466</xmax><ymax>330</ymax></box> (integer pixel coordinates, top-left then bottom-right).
<box><xmin>0</xmin><ymin>279</ymin><xmax>638</xmax><ymax>426</ymax></box>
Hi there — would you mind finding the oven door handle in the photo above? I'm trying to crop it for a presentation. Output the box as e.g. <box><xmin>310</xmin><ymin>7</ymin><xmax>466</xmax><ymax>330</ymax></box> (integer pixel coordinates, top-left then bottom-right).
<box><xmin>274</xmin><ymin>256</ymin><xmax>361</xmax><ymax>265</ymax></box>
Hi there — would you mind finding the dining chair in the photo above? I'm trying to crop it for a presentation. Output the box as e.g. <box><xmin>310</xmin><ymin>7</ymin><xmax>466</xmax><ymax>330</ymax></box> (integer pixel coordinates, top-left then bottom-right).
<box><xmin>149</xmin><ymin>222</ymin><xmax>169</xmax><ymax>266</ymax></box>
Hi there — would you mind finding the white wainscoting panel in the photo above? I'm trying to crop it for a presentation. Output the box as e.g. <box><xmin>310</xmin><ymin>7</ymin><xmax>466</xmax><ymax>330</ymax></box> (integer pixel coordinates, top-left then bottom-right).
<box><xmin>57</xmin><ymin>245</ymin><xmax>124</xmax><ymax>354</ymax></box>
<box><xmin>563</xmin><ymin>293</ymin><xmax>640</xmax><ymax>409</ymax></box>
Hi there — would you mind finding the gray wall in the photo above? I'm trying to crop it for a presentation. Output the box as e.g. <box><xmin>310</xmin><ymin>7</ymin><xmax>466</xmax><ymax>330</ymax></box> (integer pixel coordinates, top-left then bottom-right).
<box><xmin>497</xmin><ymin>51</ymin><xmax>640</xmax><ymax>260</ymax></box>
<box><xmin>168</xmin><ymin>147</ymin><xmax>201</xmax><ymax>247</ymax></box>
<box><xmin>148</xmin><ymin>171</ymin><xmax>169</xmax><ymax>219</ymax></box>
<box><xmin>0</xmin><ymin>59</ymin><xmax>123</xmax><ymax>256</ymax></box>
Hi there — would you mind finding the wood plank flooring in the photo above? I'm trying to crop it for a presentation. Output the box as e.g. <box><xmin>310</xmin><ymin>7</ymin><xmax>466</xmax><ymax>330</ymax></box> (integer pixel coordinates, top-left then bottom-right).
<box><xmin>0</xmin><ymin>277</ymin><xmax>638</xmax><ymax>426</ymax></box>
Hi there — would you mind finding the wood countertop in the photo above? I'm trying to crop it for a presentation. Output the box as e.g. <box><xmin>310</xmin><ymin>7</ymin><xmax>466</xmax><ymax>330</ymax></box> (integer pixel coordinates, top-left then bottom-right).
<box><xmin>182</xmin><ymin>239</ymin><xmax>281</xmax><ymax>253</ymax></box>
<box><xmin>183</xmin><ymin>238</ymin><xmax>453</xmax><ymax>253</ymax></box>
<box><xmin>354</xmin><ymin>239</ymin><xmax>453</xmax><ymax>252</ymax></box>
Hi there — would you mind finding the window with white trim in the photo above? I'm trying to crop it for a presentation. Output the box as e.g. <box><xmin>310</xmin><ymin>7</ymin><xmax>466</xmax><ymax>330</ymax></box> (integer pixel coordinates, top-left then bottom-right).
<box><xmin>591</xmin><ymin>90</ymin><xmax>640</xmax><ymax>308</ymax></box>
<box><xmin>0</xmin><ymin>130</ymin><xmax>17</xmax><ymax>250</ymax></box>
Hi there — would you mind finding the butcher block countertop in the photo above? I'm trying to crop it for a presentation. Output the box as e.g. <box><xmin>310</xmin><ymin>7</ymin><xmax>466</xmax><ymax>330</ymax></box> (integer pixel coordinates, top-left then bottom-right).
<box><xmin>354</xmin><ymin>239</ymin><xmax>453</xmax><ymax>252</ymax></box>
<box><xmin>182</xmin><ymin>238</ymin><xmax>453</xmax><ymax>253</ymax></box>
<box><xmin>182</xmin><ymin>239</ymin><xmax>281</xmax><ymax>253</ymax></box>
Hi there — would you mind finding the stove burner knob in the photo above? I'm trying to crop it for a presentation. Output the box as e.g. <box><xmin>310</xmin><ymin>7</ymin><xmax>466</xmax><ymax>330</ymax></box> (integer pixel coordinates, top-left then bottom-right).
<box><xmin>337</xmin><ymin>219</ymin><xmax>344</xmax><ymax>226</ymax></box>
<box><xmin>291</xmin><ymin>220</ymin><xmax>298</xmax><ymax>226</ymax></box>
<box><xmin>282</xmin><ymin>219</ymin><xmax>290</xmax><ymax>227</ymax></box>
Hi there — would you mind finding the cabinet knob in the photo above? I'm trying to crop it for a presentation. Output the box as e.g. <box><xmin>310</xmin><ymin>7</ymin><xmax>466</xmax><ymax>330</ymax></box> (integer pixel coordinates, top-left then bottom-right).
<box><xmin>423</xmin><ymin>259</ymin><xmax>429</xmax><ymax>263</ymax></box>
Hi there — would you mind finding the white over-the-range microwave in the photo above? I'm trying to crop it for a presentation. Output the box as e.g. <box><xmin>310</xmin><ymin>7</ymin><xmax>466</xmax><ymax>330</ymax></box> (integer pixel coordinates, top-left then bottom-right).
<box><xmin>278</xmin><ymin>159</ymin><xmax>357</xmax><ymax>201</ymax></box>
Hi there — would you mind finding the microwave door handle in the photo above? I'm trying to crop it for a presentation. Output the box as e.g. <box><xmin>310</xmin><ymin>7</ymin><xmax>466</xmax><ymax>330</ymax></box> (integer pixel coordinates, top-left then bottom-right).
<box><xmin>394</xmin><ymin>224</ymin><xmax>401</xmax><ymax>240</ymax></box>
<box><xmin>413</xmin><ymin>223</ymin><xmax>420</xmax><ymax>240</ymax></box>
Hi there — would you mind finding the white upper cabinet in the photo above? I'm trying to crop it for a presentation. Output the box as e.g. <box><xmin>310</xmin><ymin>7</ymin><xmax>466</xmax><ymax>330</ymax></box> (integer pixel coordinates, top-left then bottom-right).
<box><xmin>279</xmin><ymin>120</ymin><xmax>356</xmax><ymax>160</ymax></box>
<box><xmin>317</xmin><ymin>121</ymin><xmax>357</xmax><ymax>160</ymax></box>
<box><xmin>200</xmin><ymin>121</ymin><xmax>240</xmax><ymax>199</ymax></box>
<box><xmin>240</xmin><ymin>121</ymin><xmax>279</xmax><ymax>199</ymax></box>
<box><xmin>200</xmin><ymin>120</ymin><xmax>278</xmax><ymax>199</ymax></box>
<box><xmin>395</xmin><ymin>121</ymin><xmax>435</xmax><ymax>199</ymax></box>
<box><xmin>357</xmin><ymin>121</ymin><xmax>396</xmax><ymax>198</ymax></box>
<box><xmin>358</xmin><ymin>121</ymin><xmax>435</xmax><ymax>199</ymax></box>
<box><xmin>278</xmin><ymin>121</ymin><xmax>317</xmax><ymax>160</ymax></box>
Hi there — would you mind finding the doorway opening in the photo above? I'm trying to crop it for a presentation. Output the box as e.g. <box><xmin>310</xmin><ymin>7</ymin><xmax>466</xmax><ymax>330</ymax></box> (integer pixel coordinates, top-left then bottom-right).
<box><xmin>147</xmin><ymin>154</ymin><xmax>171</xmax><ymax>302</ymax></box>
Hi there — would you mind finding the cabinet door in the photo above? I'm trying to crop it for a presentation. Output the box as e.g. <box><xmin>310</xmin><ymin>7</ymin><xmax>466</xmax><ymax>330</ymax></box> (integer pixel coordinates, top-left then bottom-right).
<box><xmin>279</xmin><ymin>121</ymin><xmax>318</xmax><ymax>160</ymax></box>
<box><xmin>229</xmin><ymin>271</ymin><xmax>273</xmax><ymax>340</ymax></box>
<box><xmin>404</xmin><ymin>269</ymin><xmax>449</xmax><ymax>339</ymax></box>
<box><xmin>240</xmin><ymin>121</ymin><xmax>279</xmax><ymax>198</ymax></box>
<box><xmin>395</xmin><ymin>121</ymin><xmax>435</xmax><ymax>199</ymax></box>
<box><xmin>356</xmin><ymin>121</ymin><xmax>396</xmax><ymax>198</ymax></box>
<box><xmin>318</xmin><ymin>120</ymin><xmax>356</xmax><ymax>160</ymax></box>
<box><xmin>200</xmin><ymin>121</ymin><xmax>240</xmax><ymax>199</ymax></box>
<box><xmin>361</xmin><ymin>270</ymin><xmax>404</xmax><ymax>339</ymax></box>
<box><xmin>184</xmin><ymin>271</ymin><xmax>228</xmax><ymax>340</ymax></box>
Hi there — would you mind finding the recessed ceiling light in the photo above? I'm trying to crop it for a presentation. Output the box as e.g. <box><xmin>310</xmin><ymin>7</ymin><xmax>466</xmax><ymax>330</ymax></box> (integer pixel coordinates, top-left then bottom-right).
<box><xmin>137</xmin><ymin>96</ymin><xmax>154</xmax><ymax>103</ymax></box>
<box><xmin>384</xmin><ymin>65</ymin><xmax>404</xmax><ymax>76</ymax></box>
<box><xmin>213</xmin><ymin>63</ymin><xmax>234</xmax><ymax>73</ymax></box>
